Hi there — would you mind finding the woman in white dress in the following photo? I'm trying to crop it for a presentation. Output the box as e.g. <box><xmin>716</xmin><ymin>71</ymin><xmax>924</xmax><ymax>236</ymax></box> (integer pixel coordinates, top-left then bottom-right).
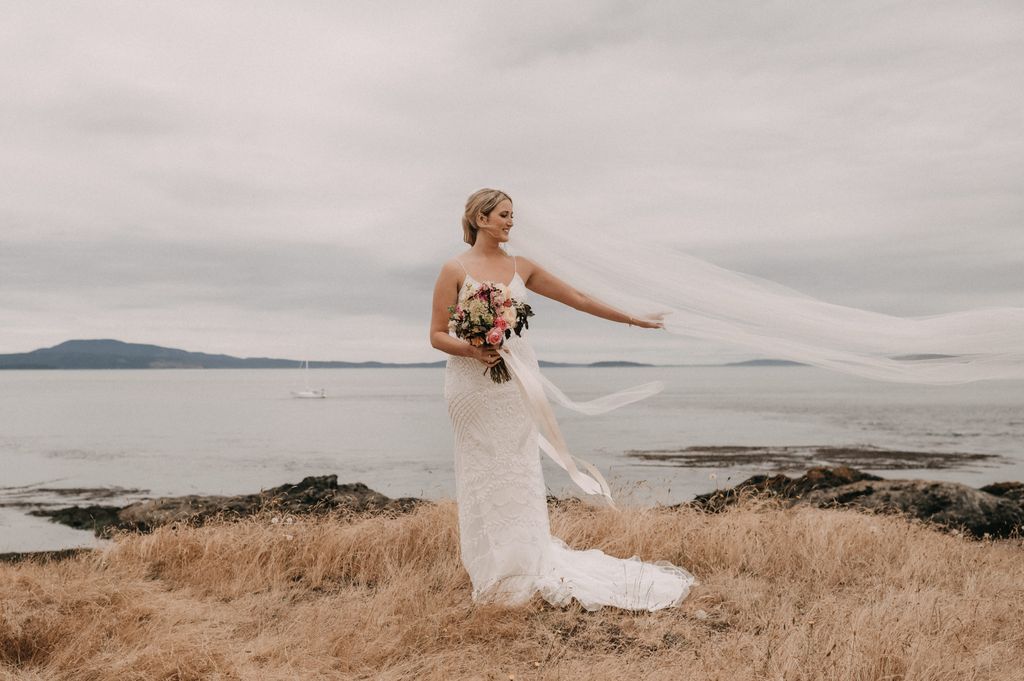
<box><xmin>429</xmin><ymin>188</ymin><xmax>695</xmax><ymax>611</ymax></box>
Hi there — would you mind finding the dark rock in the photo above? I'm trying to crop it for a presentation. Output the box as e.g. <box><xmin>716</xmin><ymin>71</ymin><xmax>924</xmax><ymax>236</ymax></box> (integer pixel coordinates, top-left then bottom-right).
<box><xmin>687</xmin><ymin>466</ymin><xmax>1024</xmax><ymax>539</ymax></box>
<box><xmin>29</xmin><ymin>504</ymin><xmax>123</xmax><ymax>535</ymax></box>
<box><xmin>547</xmin><ymin>495</ymin><xmax>586</xmax><ymax>511</ymax></box>
<box><xmin>690</xmin><ymin>466</ymin><xmax>883</xmax><ymax>512</ymax></box>
<box><xmin>32</xmin><ymin>475</ymin><xmax>427</xmax><ymax>537</ymax></box>
<box><xmin>625</xmin><ymin>445</ymin><xmax>1002</xmax><ymax>470</ymax></box>
<box><xmin>979</xmin><ymin>481</ymin><xmax>1024</xmax><ymax>504</ymax></box>
<box><xmin>802</xmin><ymin>480</ymin><xmax>1024</xmax><ymax>538</ymax></box>
<box><xmin>0</xmin><ymin>548</ymin><xmax>93</xmax><ymax>564</ymax></box>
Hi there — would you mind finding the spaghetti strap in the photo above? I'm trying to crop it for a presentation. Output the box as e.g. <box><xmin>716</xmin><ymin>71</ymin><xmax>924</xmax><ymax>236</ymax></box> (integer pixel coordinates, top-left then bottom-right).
<box><xmin>455</xmin><ymin>258</ymin><xmax>469</xmax><ymax>275</ymax></box>
<box><xmin>512</xmin><ymin>255</ymin><xmax>517</xmax><ymax>275</ymax></box>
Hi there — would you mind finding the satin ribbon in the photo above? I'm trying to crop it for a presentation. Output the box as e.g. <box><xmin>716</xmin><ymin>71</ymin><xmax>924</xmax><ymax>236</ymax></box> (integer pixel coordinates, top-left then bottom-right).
<box><xmin>500</xmin><ymin>345</ymin><xmax>664</xmax><ymax>506</ymax></box>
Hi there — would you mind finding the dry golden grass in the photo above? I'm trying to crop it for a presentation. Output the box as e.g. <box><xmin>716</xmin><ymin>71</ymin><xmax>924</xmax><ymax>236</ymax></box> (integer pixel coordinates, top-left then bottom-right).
<box><xmin>2</xmin><ymin>499</ymin><xmax>1023</xmax><ymax>680</ymax></box>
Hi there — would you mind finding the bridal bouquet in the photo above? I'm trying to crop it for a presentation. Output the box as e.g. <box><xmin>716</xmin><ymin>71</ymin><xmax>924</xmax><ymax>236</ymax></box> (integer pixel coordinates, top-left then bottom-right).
<box><xmin>448</xmin><ymin>281</ymin><xmax>533</xmax><ymax>383</ymax></box>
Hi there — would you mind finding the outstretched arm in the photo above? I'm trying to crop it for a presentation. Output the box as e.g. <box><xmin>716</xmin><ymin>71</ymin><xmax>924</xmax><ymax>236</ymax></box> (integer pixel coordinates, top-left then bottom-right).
<box><xmin>520</xmin><ymin>257</ymin><xmax>663</xmax><ymax>329</ymax></box>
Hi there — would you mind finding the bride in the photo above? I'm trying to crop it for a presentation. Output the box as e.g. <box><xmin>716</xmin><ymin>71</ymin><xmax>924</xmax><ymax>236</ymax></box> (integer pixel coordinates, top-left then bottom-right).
<box><xmin>429</xmin><ymin>188</ymin><xmax>695</xmax><ymax>611</ymax></box>
<box><xmin>430</xmin><ymin>185</ymin><xmax>1023</xmax><ymax>610</ymax></box>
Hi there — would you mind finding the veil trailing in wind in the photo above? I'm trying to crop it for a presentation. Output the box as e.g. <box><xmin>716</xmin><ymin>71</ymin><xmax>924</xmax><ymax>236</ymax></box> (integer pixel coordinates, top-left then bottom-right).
<box><xmin>507</xmin><ymin>214</ymin><xmax>1024</xmax><ymax>385</ymax></box>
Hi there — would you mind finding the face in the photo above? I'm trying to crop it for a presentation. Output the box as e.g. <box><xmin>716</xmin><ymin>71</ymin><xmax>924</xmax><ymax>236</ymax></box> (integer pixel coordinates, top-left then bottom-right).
<box><xmin>477</xmin><ymin>198</ymin><xmax>513</xmax><ymax>243</ymax></box>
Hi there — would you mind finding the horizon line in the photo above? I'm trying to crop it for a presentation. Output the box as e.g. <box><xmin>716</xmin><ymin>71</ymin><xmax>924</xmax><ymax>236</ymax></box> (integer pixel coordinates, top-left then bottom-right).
<box><xmin>0</xmin><ymin>338</ymin><xmax>804</xmax><ymax>369</ymax></box>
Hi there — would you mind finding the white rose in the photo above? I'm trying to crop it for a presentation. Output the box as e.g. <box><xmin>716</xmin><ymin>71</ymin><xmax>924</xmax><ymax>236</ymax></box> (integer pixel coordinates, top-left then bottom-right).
<box><xmin>502</xmin><ymin>305</ymin><xmax>517</xmax><ymax>326</ymax></box>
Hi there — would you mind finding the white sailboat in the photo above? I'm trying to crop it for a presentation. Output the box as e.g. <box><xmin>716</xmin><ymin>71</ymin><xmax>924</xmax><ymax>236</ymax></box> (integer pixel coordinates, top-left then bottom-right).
<box><xmin>291</xmin><ymin>360</ymin><xmax>326</xmax><ymax>399</ymax></box>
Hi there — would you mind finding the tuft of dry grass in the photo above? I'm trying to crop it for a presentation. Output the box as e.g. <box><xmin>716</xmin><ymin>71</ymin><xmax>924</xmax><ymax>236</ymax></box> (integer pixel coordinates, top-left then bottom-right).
<box><xmin>2</xmin><ymin>499</ymin><xmax>1023</xmax><ymax>680</ymax></box>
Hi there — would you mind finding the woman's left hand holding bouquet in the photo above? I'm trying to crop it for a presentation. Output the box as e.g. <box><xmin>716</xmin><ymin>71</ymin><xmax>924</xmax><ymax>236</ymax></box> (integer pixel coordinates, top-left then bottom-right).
<box><xmin>469</xmin><ymin>339</ymin><xmax>504</xmax><ymax>369</ymax></box>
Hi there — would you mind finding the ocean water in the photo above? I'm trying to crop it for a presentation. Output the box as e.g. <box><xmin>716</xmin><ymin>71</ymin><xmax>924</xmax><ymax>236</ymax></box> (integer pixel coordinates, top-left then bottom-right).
<box><xmin>1</xmin><ymin>366</ymin><xmax>1022</xmax><ymax>552</ymax></box>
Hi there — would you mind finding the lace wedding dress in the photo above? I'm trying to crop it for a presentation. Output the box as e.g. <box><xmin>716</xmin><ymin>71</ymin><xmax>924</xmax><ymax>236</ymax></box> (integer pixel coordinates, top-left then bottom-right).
<box><xmin>444</xmin><ymin>257</ymin><xmax>695</xmax><ymax>611</ymax></box>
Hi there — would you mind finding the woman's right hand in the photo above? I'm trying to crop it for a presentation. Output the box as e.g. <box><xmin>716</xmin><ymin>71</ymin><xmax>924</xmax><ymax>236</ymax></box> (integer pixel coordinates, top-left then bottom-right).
<box><xmin>470</xmin><ymin>343</ymin><xmax>504</xmax><ymax>368</ymax></box>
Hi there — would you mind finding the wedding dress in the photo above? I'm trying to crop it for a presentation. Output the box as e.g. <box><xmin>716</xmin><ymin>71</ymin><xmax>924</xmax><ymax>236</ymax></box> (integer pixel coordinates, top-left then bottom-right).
<box><xmin>444</xmin><ymin>256</ymin><xmax>695</xmax><ymax>611</ymax></box>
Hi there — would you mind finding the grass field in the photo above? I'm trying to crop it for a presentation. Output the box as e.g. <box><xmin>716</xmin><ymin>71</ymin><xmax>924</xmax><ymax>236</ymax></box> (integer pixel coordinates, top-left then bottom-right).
<box><xmin>2</xmin><ymin>499</ymin><xmax>1022</xmax><ymax>680</ymax></box>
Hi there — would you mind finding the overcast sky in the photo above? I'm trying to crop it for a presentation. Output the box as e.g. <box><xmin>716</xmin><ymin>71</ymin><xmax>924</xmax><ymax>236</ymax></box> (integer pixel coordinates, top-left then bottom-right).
<box><xmin>2</xmin><ymin>1</ymin><xmax>1021</xmax><ymax>364</ymax></box>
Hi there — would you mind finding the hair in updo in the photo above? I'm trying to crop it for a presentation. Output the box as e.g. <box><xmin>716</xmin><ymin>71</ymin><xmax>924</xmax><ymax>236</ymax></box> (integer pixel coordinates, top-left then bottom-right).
<box><xmin>462</xmin><ymin>188</ymin><xmax>512</xmax><ymax>245</ymax></box>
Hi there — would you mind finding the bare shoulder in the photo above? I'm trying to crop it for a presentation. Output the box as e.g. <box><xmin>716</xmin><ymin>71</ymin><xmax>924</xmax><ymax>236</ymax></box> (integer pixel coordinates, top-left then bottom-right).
<box><xmin>438</xmin><ymin>257</ymin><xmax>464</xmax><ymax>277</ymax></box>
<box><xmin>434</xmin><ymin>258</ymin><xmax>466</xmax><ymax>293</ymax></box>
<box><xmin>514</xmin><ymin>255</ymin><xmax>538</xmax><ymax>271</ymax></box>
<box><xmin>514</xmin><ymin>255</ymin><xmax>541</xmax><ymax>283</ymax></box>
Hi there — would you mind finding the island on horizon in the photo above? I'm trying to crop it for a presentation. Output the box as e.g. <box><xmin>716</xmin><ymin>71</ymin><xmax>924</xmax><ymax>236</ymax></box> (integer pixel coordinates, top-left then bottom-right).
<box><xmin>0</xmin><ymin>339</ymin><xmax>807</xmax><ymax>370</ymax></box>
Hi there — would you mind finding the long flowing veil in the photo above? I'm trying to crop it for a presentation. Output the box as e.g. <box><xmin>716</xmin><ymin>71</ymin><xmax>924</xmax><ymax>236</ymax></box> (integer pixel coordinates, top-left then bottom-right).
<box><xmin>509</xmin><ymin>213</ymin><xmax>1024</xmax><ymax>385</ymax></box>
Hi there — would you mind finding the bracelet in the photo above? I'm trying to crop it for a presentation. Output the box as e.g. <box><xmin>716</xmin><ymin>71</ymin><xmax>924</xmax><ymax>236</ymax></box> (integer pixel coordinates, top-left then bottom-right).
<box><xmin>627</xmin><ymin>317</ymin><xmax>635</xmax><ymax>327</ymax></box>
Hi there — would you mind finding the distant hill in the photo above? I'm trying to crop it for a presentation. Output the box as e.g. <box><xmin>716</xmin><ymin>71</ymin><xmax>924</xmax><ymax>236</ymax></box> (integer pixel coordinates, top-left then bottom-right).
<box><xmin>720</xmin><ymin>359</ymin><xmax>807</xmax><ymax>367</ymax></box>
<box><xmin>0</xmin><ymin>339</ymin><xmax>801</xmax><ymax>370</ymax></box>
<box><xmin>0</xmin><ymin>339</ymin><xmax>445</xmax><ymax>370</ymax></box>
<box><xmin>537</xmin><ymin>360</ymin><xmax>656</xmax><ymax>368</ymax></box>
<box><xmin>0</xmin><ymin>339</ymin><xmax>657</xmax><ymax>370</ymax></box>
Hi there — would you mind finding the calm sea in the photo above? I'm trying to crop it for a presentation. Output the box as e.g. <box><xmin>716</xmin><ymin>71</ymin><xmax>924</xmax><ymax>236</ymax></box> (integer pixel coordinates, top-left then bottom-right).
<box><xmin>1</xmin><ymin>366</ymin><xmax>1022</xmax><ymax>552</ymax></box>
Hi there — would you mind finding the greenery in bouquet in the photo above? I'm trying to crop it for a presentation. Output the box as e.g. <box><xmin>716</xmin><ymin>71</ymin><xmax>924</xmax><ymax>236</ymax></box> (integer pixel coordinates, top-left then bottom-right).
<box><xmin>447</xmin><ymin>280</ymin><xmax>533</xmax><ymax>383</ymax></box>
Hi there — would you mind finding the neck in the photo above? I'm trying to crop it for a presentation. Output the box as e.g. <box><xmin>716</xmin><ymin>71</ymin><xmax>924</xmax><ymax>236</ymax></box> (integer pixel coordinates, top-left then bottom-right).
<box><xmin>471</xmin><ymin>235</ymin><xmax>506</xmax><ymax>258</ymax></box>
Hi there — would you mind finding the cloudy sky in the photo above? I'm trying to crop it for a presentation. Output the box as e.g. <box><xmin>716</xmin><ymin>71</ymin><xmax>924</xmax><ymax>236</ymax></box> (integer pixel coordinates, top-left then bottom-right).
<box><xmin>2</xmin><ymin>1</ymin><xmax>1021</xmax><ymax>364</ymax></box>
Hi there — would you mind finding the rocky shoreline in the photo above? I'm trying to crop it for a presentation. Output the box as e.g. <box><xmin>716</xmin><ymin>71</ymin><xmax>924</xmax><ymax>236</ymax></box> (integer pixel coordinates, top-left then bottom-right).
<box><xmin>686</xmin><ymin>466</ymin><xmax>1024</xmax><ymax>539</ymax></box>
<box><xmin>3</xmin><ymin>467</ymin><xmax>1022</xmax><ymax>563</ymax></box>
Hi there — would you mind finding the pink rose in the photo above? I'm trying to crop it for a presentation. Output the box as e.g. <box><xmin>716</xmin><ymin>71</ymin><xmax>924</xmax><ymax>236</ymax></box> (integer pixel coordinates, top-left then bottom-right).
<box><xmin>495</xmin><ymin>317</ymin><xmax>508</xmax><ymax>331</ymax></box>
<box><xmin>486</xmin><ymin>327</ymin><xmax>503</xmax><ymax>345</ymax></box>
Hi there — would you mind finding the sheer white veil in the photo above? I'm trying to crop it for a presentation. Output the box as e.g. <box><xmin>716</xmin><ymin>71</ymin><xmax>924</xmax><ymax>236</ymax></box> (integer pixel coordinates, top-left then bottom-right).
<box><xmin>508</xmin><ymin>211</ymin><xmax>1024</xmax><ymax>385</ymax></box>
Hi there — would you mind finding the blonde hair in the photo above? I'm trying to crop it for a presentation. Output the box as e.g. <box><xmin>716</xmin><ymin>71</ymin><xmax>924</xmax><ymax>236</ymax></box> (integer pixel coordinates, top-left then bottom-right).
<box><xmin>462</xmin><ymin>188</ymin><xmax>512</xmax><ymax>245</ymax></box>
